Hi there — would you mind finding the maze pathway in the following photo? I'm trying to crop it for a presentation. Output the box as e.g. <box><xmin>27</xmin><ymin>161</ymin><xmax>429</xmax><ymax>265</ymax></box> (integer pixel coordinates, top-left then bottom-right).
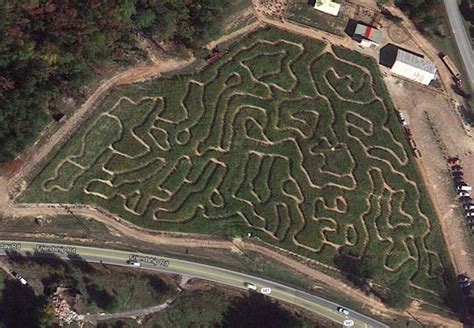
<box><xmin>22</xmin><ymin>28</ymin><xmax>449</xmax><ymax>299</ymax></box>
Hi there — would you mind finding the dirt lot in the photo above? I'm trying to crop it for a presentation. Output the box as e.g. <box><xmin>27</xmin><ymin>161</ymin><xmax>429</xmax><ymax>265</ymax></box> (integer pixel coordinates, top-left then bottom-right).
<box><xmin>385</xmin><ymin>75</ymin><xmax>474</xmax><ymax>277</ymax></box>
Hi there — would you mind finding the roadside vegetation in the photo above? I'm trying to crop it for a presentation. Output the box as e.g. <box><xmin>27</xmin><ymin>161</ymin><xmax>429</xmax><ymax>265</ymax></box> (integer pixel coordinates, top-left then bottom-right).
<box><xmin>0</xmin><ymin>0</ymin><xmax>247</xmax><ymax>163</ymax></box>
<box><xmin>94</xmin><ymin>287</ymin><xmax>325</xmax><ymax>328</ymax></box>
<box><xmin>0</xmin><ymin>253</ymin><xmax>177</xmax><ymax>327</ymax></box>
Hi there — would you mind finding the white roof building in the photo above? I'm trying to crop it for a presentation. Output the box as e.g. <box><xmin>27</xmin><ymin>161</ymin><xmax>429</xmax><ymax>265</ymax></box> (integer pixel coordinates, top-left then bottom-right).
<box><xmin>313</xmin><ymin>0</ymin><xmax>341</xmax><ymax>17</ymax></box>
<box><xmin>390</xmin><ymin>49</ymin><xmax>437</xmax><ymax>85</ymax></box>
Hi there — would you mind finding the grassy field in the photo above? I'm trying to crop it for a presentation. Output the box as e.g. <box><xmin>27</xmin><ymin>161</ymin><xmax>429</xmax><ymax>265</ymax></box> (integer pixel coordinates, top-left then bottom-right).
<box><xmin>20</xmin><ymin>27</ymin><xmax>454</xmax><ymax>307</ymax></box>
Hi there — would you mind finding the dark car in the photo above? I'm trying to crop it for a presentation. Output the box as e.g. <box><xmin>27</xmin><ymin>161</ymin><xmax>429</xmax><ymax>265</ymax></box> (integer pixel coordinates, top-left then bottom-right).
<box><xmin>451</xmin><ymin>165</ymin><xmax>463</xmax><ymax>172</ymax></box>
<box><xmin>452</xmin><ymin>171</ymin><xmax>464</xmax><ymax>177</ymax></box>
<box><xmin>460</xmin><ymin>196</ymin><xmax>472</xmax><ymax>205</ymax></box>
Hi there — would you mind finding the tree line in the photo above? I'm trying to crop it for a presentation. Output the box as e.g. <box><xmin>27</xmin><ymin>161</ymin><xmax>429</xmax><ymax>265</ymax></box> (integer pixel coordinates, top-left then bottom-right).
<box><xmin>394</xmin><ymin>0</ymin><xmax>444</xmax><ymax>32</ymax></box>
<box><xmin>0</xmin><ymin>0</ymin><xmax>231</xmax><ymax>163</ymax></box>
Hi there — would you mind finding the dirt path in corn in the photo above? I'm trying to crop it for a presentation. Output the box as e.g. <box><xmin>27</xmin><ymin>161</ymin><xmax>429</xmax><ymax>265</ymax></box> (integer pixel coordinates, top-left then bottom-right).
<box><xmin>3</xmin><ymin>56</ymin><xmax>194</xmax><ymax>196</ymax></box>
<box><xmin>0</xmin><ymin>6</ymin><xmax>462</xmax><ymax>327</ymax></box>
<box><xmin>0</xmin><ymin>195</ymin><xmax>459</xmax><ymax>327</ymax></box>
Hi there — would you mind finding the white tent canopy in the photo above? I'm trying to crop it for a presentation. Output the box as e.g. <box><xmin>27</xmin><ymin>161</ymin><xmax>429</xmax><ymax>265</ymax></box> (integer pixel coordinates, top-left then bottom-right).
<box><xmin>313</xmin><ymin>0</ymin><xmax>341</xmax><ymax>16</ymax></box>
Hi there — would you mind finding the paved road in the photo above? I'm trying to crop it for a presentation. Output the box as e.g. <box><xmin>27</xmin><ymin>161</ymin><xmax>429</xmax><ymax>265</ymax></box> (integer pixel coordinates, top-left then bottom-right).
<box><xmin>0</xmin><ymin>240</ymin><xmax>388</xmax><ymax>328</ymax></box>
<box><xmin>444</xmin><ymin>0</ymin><xmax>474</xmax><ymax>89</ymax></box>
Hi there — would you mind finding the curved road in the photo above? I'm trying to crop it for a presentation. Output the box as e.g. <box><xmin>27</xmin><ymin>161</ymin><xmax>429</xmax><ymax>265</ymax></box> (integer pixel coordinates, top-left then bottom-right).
<box><xmin>444</xmin><ymin>0</ymin><xmax>474</xmax><ymax>88</ymax></box>
<box><xmin>0</xmin><ymin>240</ymin><xmax>388</xmax><ymax>328</ymax></box>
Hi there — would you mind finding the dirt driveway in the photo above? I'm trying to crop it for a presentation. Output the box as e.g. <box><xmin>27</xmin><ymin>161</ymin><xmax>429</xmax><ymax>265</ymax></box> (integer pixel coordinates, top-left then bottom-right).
<box><xmin>385</xmin><ymin>76</ymin><xmax>474</xmax><ymax>277</ymax></box>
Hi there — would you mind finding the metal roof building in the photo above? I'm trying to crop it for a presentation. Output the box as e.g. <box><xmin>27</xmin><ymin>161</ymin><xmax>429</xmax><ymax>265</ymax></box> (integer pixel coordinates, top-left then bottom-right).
<box><xmin>313</xmin><ymin>0</ymin><xmax>341</xmax><ymax>16</ymax></box>
<box><xmin>390</xmin><ymin>49</ymin><xmax>437</xmax><ymax>85</ymax></box>
<box><xmin>354</xmin><ymin>23</ymin><xmax>382</xmax><ymax>47</ymax></box>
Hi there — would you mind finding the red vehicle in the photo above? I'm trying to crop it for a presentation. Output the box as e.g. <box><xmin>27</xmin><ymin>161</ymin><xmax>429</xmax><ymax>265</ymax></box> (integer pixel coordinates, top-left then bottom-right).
<box><xmin>448</xmin><ymin>156</ymin><xmax>460</xmax><ymax>166</ymax></box>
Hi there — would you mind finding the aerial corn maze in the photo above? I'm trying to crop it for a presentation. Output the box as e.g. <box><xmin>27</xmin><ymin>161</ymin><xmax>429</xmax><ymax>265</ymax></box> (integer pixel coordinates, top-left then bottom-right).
<box><xmin>21</xmin><ymin>28</ymin><xmax>452</xmax><ymax>304</ymax></box>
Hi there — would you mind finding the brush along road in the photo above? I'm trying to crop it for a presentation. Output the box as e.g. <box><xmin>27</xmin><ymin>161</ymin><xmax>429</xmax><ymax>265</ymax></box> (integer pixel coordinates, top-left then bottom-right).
<box><xmin>0</xmin><ymin>240</ymin><xmax>387</xmax><ymax>328</ymax></box>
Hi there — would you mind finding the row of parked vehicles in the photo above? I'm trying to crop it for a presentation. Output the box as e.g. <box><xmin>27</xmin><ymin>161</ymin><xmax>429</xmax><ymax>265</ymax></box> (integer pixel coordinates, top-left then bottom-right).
<box><xmin>448</xmin><ymin>157</ymin><xmax>474</xmax><ymax>228</ymax></box>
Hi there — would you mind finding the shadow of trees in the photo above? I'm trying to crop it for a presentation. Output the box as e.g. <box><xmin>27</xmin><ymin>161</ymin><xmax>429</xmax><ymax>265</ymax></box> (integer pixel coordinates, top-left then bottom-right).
<box><xmin>85</xmin><ymin>283</ymin><xmax>116</xmax><ymax>311</ymax></box>
<box><xmin>67</xmin><ymin>254</ymin><xmax>95</xmax><ymax>274</ymax></box>
<box><xmin>0</xmin><ymin>279</ymin><xmax>47</xmax><ymax>328</ymax></box>
<box><xmin>220</xmin><ymin>293</ymin><xmax>305</xmax><ymax>328</ymax></box>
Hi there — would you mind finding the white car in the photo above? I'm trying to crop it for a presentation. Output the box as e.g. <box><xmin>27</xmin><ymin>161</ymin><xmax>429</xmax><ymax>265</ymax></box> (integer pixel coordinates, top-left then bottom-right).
<box><xmin>244</xmin><ymin>282</ymin><xmax>257</xmax><ymax>290</ymax></box>
<box><xmin>126</xmin><ymin>260</ymin><xmax>141</xmax><ymax>267</ymax></box>
<box><xmin>459</xmin><ymin>191</ymin><xmax>471</xmax><ymax>197</ymax></box>
<box><xmin>337</xmin><ymin>307</ymin><xmax>350</xmax><ymax>315</ymax></box>
<box><xmin>466</xmin><ymin>212</ymin><xmax>474</xmax><ymax>217</ymax></box>
<box><xmin>12</xmin><ymin>272</ymin><xmax>28</xmax><ymax>285</ymax></box>
<box><xmin>260</xmin><ymin>287</ymin><xmax>272</xmax><ymax>295</ymax></box>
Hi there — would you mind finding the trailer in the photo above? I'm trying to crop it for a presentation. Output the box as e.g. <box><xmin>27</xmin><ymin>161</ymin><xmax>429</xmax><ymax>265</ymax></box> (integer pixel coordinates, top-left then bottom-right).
<box><xmin>441</xmin><ymin>54</ymin><xmax>461</xmax><ymax>79</ymax></box>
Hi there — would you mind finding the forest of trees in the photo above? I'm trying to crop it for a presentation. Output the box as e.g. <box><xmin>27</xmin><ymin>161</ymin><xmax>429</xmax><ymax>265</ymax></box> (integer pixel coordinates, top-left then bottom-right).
<box><xmin>0</xmin><ymin>0</ymin><xmax>231</xmax><ymax>163</ymax></box>
<box><xmin>395</xmin><ymin>0</ymin><xmax>444</xmax><ymax>31</ymax></box>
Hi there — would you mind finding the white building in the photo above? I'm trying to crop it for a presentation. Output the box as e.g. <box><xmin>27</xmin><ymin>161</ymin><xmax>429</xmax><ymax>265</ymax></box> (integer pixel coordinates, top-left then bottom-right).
<box><xmin>390</xmin><ymin>49</ymin><xmax>437</xmax><ymax>85</ymax></box>
<box><xmin>313</xmin><ymin>0</ymin><xmax>341</xmax><ymax>17</ymax></box>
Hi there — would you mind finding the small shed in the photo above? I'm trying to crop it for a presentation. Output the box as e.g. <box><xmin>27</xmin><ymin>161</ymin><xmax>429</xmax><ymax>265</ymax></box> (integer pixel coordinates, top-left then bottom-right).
<box><xmin>353</xmin><ymin>23</ymin><xmax>382</xmax><ymax>47</ymax></box>
<box><xmin>313</xmin><ymin>0</ymin><xmax>341</xmax><ymax>17</ymax></box>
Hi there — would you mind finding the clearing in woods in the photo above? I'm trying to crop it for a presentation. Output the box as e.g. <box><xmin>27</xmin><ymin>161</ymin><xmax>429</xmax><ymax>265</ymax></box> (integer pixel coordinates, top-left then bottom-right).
<box><xmin>20</xmin><ymin>28</ymin><xmax>453</xmax><ymax>306</ymax></box>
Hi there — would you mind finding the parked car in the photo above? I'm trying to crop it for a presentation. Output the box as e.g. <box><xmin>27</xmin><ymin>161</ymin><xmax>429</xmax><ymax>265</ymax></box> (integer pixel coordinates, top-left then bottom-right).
<box><xmin>466</xmin><ymin>212</ymin><xmax>474</xmax><ymax>217</ymax></box>
<box><xmin>464</xmin><ymin>204</ymin><xmax>474</xmax><ymax>211</ymax></box>
<box><xmin>460</xmin><ymin>196</ymin><xmax>472</xmax><ymax>204</ymax></box>
<box><xmin>460</xmin><ymin>280</ymin><xmax>472</xmax><ymax>289</ymax></box>
<box><xmin>459</xmin><ymin>191</ymin><xmax>471</xmax><ymax>197</ymax></box>
<box><xmin>453</xmin><ymin>171</ymin><xmax>464</xmax><ymax>177</ymax></box>
<box><xmin>458</xmin><ymin>184</ymin><xmax>472</xmax><ymax>192</ymax></box>
<box><xmin>459</xmin><ymin>274</ymin><xmax>470</xmax><ymax>283</ymax></box>
<box><xmin>11</xmin><ymin>271</ymin><xmax>28</xmax><ymax>285</ymax></box>
<box><xmin>451</xmin><ymin>165</ymin><xmax>463</xmax><ymax>172</ymax></box>
<box><xmin>337</xmin><ymin>307</ymin><xmax>350</xmax><ymax>315</ymax></box>
<box><xmin>448</xmin><ymin>157</ymin><xmax>460</xmax><ymax>166</ymax></box>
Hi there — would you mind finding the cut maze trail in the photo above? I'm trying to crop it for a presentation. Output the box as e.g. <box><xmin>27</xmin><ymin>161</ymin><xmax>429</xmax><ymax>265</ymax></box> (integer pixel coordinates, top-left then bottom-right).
<box><xmin>15</xmin><ymin>28</ymin><xmax>451</xmax><ymax>309</ymax></box>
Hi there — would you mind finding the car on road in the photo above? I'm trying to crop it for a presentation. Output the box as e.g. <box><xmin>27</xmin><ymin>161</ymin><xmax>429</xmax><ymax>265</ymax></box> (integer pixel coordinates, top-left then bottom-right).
<box><xmin>244</xmin><ymin>282</ymin><xmax>257</xmax><ymax>290</ymax></box>
<box><xmin>260</xmin><ymin>287</ymin><xmax>272</xmax><ymax>295</ymax></box>
<box><xmin>126</xmin><ymin>260</ymin><xmax>141</xmax><ymax>267</ymax></box>
<box><xmin>337</xmin><ymin>307</ymin><xmax>350</xmax><ymax>315</ymax></box>
<box><xmin>11</xmin><ymin>271</ymin><xmax>28</xmax><ymax>285</ymax></box>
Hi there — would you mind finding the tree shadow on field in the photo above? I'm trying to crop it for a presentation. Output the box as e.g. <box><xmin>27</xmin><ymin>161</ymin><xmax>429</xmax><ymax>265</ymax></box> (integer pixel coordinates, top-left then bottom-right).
<box><xmin>148</xmin><ymin>275</ymin><xmax>169</xmax><ymax>294</ymax></box>
<box><xmin>0</xmin><ymin>279</ymin><xmax>46</xmax><ymax>328</ymax></box>
<box><xmin>86</xmin><ymin>283</ymin><xmax>115</xmax><ymax>311</ymax></box>
<box><xmin>31</xmin><ymin>251</ymin><xmax>70</xmax><ymax>271</ymax></box>
<box><xmin>220</xmin><ymin>293</ymin><xmax>303</xmax><ymax>328</ymax></box>
<box><xmin>41</xmin><ymin>273</ymin><xmax>80</xmax><ymax>296</ymax></box>
<box><xmin>67</xmin><ymin>253</ymin><xmax>95</xmax><ymax>274</ymax></box>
